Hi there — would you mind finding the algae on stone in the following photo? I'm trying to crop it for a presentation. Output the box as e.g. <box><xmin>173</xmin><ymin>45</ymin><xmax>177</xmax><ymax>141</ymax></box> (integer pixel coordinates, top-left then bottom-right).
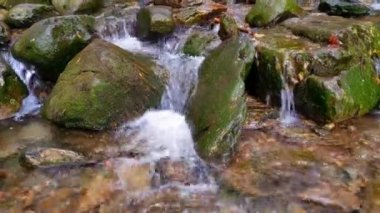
<box><xmin>11</xmin><ymin>15</ymin><xmax>95</xmax><ymax>81</ymax></box>
<box><xmin>5</xmin><ymin>3</ymin><xmax>58</xmax><ymax>28</ymax></box>
<box><xmin>188</xmin><ymin>36</ymin><xmax>254</xmax><ymax>160</ymax></box>
<box><xmin>44</xmin><ymin>39</ymin><xmax>165</xmax><ymax>130</ymax></box>
<box><xmin>52</xmin><ymin>0</ymin><xmax>103</xmax><ymax>15</ymax></box>
<box><xmin>246</xmin><ymin>0</ymin><xmax>303</xmax><ymax>27</ymax></box>
<box><xmin>182</xmin><ymin>32</ymin><xmax>219</xmax><ymax>56</ymax></box>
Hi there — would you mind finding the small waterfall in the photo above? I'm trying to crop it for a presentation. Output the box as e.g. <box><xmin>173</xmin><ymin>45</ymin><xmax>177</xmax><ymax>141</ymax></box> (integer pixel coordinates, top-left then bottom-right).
<box><xmin>279</xmin><ymin>55</ymin><xmax>298</xmax><ymax>125</ymax></box>
<box><xmin>2</xmin><ymin>52</ymin><xmax>42</xmax><ymax>120</ymax></box>
<box><xmin>99</xmin><ymin>16</ymin><xmax>207</xmax><ymax>113</ymax></box>
<box><xmin>98</xmin><ymin>11</ymin><xmax>217</xmax><ymax>205</ymax></box>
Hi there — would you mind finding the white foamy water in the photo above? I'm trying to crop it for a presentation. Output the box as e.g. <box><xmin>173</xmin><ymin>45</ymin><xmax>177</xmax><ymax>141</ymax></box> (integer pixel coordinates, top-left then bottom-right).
<box><xmin>116</xmin><ymin>110</ymin><xmax>197</xmax><ymax>161</ymax></box>
<box><xmin>1</xmin><ymin>52</ymin><xmax>42</xmax><ymax>120</ymax></box>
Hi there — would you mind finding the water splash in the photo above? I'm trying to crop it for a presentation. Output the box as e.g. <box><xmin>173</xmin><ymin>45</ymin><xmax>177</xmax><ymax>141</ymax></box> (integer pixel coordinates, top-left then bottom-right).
<box><xmin>2</xmin><ymin>52</ymin><xmax>42</xmax><ymax>120</ymax></box>
<box><xmin>115</xmin><ymin>110</ymin><xmax>215</xmax><ymax>186</ymax></box>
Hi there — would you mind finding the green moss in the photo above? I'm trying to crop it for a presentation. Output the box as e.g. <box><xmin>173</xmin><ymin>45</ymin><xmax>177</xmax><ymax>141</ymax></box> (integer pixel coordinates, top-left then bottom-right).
<box><xmin>182</xmin><ymin>32</ymin><xmax>217</xmax><ymax>56</ymax></box>
<box><xmin>295</xmin><ymin>58</ymin><xmax>380</xmax><ymax>123</ymax></box>
<box><xmin>136</xmin><ymin>6</ymin><xmax>174</xmax><ymax>40</ymax></box>
<box><xmin>246</xmin><ymin>0</ymin><xmax>303</xmax><ymax>27</ymax></box>
<box><xmin>52</xmin><ymin>0</ymin><xmax>102</xmax><ymax>15</ymax></box>
<box><xmin>44</xmin><ymin>39</ymin><xmax>165</xmax><ymax>130</ymax></box>
<box><xmin>0</xmin><ymin>0</ymin><xmax>50</xmax><ymax>9</ymax></box>
<box><xmin>5</xmin><ymin>3</ymin><xmax>58</xmax><ymax>28</ymax></box>
<box><xmin>11</xmin><ymin>15</ymin><xmax>95</xmax><ymax>81</ymax></box>
<box><xmin>188</xmin><ymin>36</ymin><xmax>254</xmax><ymax>160</ymax></box>
<box><xmin>218</xmin><ymin>14</ymin><xmax>238</xmax><ymax>40</ymax></box>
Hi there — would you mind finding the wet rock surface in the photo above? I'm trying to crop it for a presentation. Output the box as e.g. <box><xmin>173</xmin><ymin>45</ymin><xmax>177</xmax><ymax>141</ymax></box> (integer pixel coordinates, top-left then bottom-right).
<box><xmin>5</xmin><ymin>3</ymin><xmax>58</xmax><ymax>28</ymax></box>
<box><xmin>44</xmin><ymin>39</ymin><xmax>165</xmax><ymax>130</ymax></box>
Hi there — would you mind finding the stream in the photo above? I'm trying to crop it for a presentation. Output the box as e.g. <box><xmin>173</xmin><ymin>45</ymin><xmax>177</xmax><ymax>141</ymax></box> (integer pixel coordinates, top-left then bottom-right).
<box><xmin>0</xmin><ymin>2</ymin><xmax>380</xmax><ymax>213</ymax></box>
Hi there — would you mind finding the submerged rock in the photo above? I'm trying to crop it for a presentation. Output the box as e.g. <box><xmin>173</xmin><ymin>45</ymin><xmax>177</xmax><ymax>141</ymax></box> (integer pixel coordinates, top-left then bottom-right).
<box><xmin>5</xmin><ymin>3</ymin><xmax>58</xmax><ymax>28</ymax></box>
<box><xmin>188</xmin><ymin>36</ymin><xmax>254</xmax><ymax>160</ymax></box>
<box><xmin>245</xmin><ymin>0</ymin><xmax>303</xmax><ymax>27</ymax></box>
<box><xmin>44</xmin><ymin>39</ymin><xmax>165</xmax><ymax>130</ymax></box>
<box><xmin>182</xmin><ymin>31</ymin><xmax>219</xmax><ymax>56</ymax></box>
<box><xmin>318</xmin><ymin>0</ymin><xmax>370</xmax><ymax>17</ymax></box>
<box><xmin>11</xmin><ymin>15</ymin><xmax>95</xmax><ymax>81</ymax></box>
<box><xmin>0</xmin><ymin>56</ymin><xmax>27</xmax><ymax>120</ymax></box>
<box><xmin>136</xmin><ymin>6</ymin><xmax>175</xmax><ymax>40</ymax></box>
<box><xmin>52</xmin><ymin>0</ymin><xmax>102</xmax><ymax>15</ymax></box>
<box><xmin>20</xmin><ymin>147</ymin><xmax>85</xmax><ymax>168</ymax></box>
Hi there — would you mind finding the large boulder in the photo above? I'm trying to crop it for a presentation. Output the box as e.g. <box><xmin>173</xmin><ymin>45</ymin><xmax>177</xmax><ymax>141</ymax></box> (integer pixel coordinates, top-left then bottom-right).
<box><xmin>0</xmin><ymin>0</ymin><xmax>50</xmax><ymax>9</ymax></box>
<box><xmin>136</xmin><ymin>6</ymin><xmax>174</xmax><ymax>40</ymax></box>
<box><xmin>11</xmin><ymin>15</ymin><xmax>95</xmax><ymax>81</ymax></box>
<box><xmin>0</xmin><ymin>56</ymin><xmax>28</xmax><ymax>120</ymax></box>
<box><xmin>44</xmin><ymin>39</ymin><xmax>165</xmax><ymax>130</ymax></box>
<box><xmin>5</xmin><ymin>3</ymin><xmax>58</xmax><ymax>28</ymax></box>
<box><xmin>188</xmin><ymin>36</ymin><xmax>254</xmax><ymax>160</ymax></box>
<box><xmin>318</xmin><ymin>0</ymin><xmax>370</xmax><ymax>17</ymax></box>
<box><xmin>52</xmin><ymin>0</ymin><xmax>102</xmax><ymax>15</ymax></box>
<box><xmin>245</xmin><ymin>0</ymin><xmax>303</xmax><ymax>27</ymax></box>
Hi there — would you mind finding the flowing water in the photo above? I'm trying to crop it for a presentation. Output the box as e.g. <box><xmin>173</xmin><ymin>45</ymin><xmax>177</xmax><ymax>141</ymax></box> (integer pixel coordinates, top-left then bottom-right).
<box><xmin>1</xmin><ymin>5</ymin><xmax>380</xmax><ymax>212</ymax></box>
<box><xmin>1</xmin><ymin>52</ymin><xmax>42</xmax><ymax>120</ymax></box>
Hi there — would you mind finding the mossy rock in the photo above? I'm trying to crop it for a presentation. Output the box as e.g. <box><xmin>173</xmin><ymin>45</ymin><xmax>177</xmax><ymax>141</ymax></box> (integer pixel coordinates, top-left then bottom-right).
<box><xmin>218</xmin><ymin>14</ymin><xmax>238</xmax><ymax>41</ymax></box>
<box><xmin>5</xmin><ymin>3</ymin><xmax>58</xmax><ymax>28</ymax></box>
<box><xmin>182</xmin><ymin>31</ymin><xmax>219</xmax><ymax>56</ymax></box>
<box><xmin>11</xmin><ymin>15</ymin><xmax>95</xmax><ymax>81</ymax></box>
<box><xmin>52</xmin><ymin>0</ymin><xmax>103</xmax><ymax>15</ymax></box>
<box><xmin>0</xmin><ymin>0</ymin><xmax>50</xmax><ymax>9</ymax></box>
<box><xmin>0</xmin><ymin>56</ymin><xmax>28</xmax><ymax>120</ymax></box>
<box><xmin>187</xmin><ymin>36</ymin><xmax>254</xmax><ymax>160</ymax></box>
<box><xmin>44</xmin><ymin>39</ymin><xmax>165</xmax><ymax>130</ymax></box>
<box><xmin>318</xmin><ymin>0</ymin><xmax>370</xmax><ymax>17</ymax></box>
<box><xmin>247</xmin><ymin>27</ymin><xmax>319</xmax><ymax>104</ymax></box>
<box><xmin>245</xmin><ymin>0</ymin><xmax>304</xmax><ymax>27</ymax></box>
<box><xmin>153</xmin><ymin>0</ymin><xmax>202</xmax><ymax>8</ymax></box>
<box><xmin>295</xmin><ymin>58</ymin><xmax>380</xmax><ymax>123</ymax></box>
<box><xmin>136</xmin><ymin>6</ymin><xmax>174</xmax><ymax>40</ymax></box>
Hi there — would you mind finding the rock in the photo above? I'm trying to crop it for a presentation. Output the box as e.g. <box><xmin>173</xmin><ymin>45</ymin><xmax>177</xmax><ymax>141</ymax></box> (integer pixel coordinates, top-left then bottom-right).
<box><xmin>247</xmin><ymin>14</ymin><xmax>380</xmax><ymax>123</ymax></box>
<box><xmin>5</xmin><ymin>4</ymin><xmax>58</xmax><ymax>28</ymax></box>
<box><xmin>218</xmin><ymin>14</ymin><xmax>239</xmax><ymax>40</ymax></box>
<box><xmin>245</xmin><ymin>0</ymin><xmax>304</xmax><ymax>27</ymax></box>
<box><xmin>154</xmin><ymin>0</ymin><xmax>202</xmax><ymax>8</ymax></box>
<box><xmin>182</xmin><ymin>31</ymin><xmax>219</xmax><ymax>56</ymax></box>
<box><xmin>0</xmin><ymin>21</ymin><xmax>10</xmax><ymax>45</ymax></box>
<box><xmin>173</xmin><ymin>1</ymin><xmax>227</xmax><ymax>26</ymax></box>
<box><xmin>246</xmin><ymin>27</ymin><xmax>319</xmax><ymax>104</ymax></box>
<box><xmin>52</xmin><ymin>0</ymin><xmax>102</xmax><ymax>15</ymax></box>
<box><xmin>11</xmin><ymin>15</ymin><xmax>95</xmax><ymax>81</ymax></box>
<box><xmin>318</xmin><ymin>0</ymin><xmax>370</xmax><ymax>17</ymax></box>
<box><xmin>136</xmin><ymin>6</ymin><xmax>174</xmax><ymax>40</ymax></box>
<box><xmin>19</xmin><ymin>147</ymin><xmax>85</xmax><ymax>168</ymax></box>
<box><xmin>0</xmin><ymin>56</ymin><xmax>27</xmax><ymax>120</ymax></box>
<box><xmin>0</xmin><ymin>0</ymin><xmax>50</xmax><ymax>9</ymax></box>
<box><xmin>43</xmin><ymin>39</ymin><xmax>165</xmax><ymax>130</ymax></box>
<box><xmin>295</xmin><ymin>58</ymin><xmax>380</xmax><ymax>123</ymax></box>
<box><xmin>188</xmin><ymin>36</ymin><xmax>254</xmax><ymax>159</ymax></box>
